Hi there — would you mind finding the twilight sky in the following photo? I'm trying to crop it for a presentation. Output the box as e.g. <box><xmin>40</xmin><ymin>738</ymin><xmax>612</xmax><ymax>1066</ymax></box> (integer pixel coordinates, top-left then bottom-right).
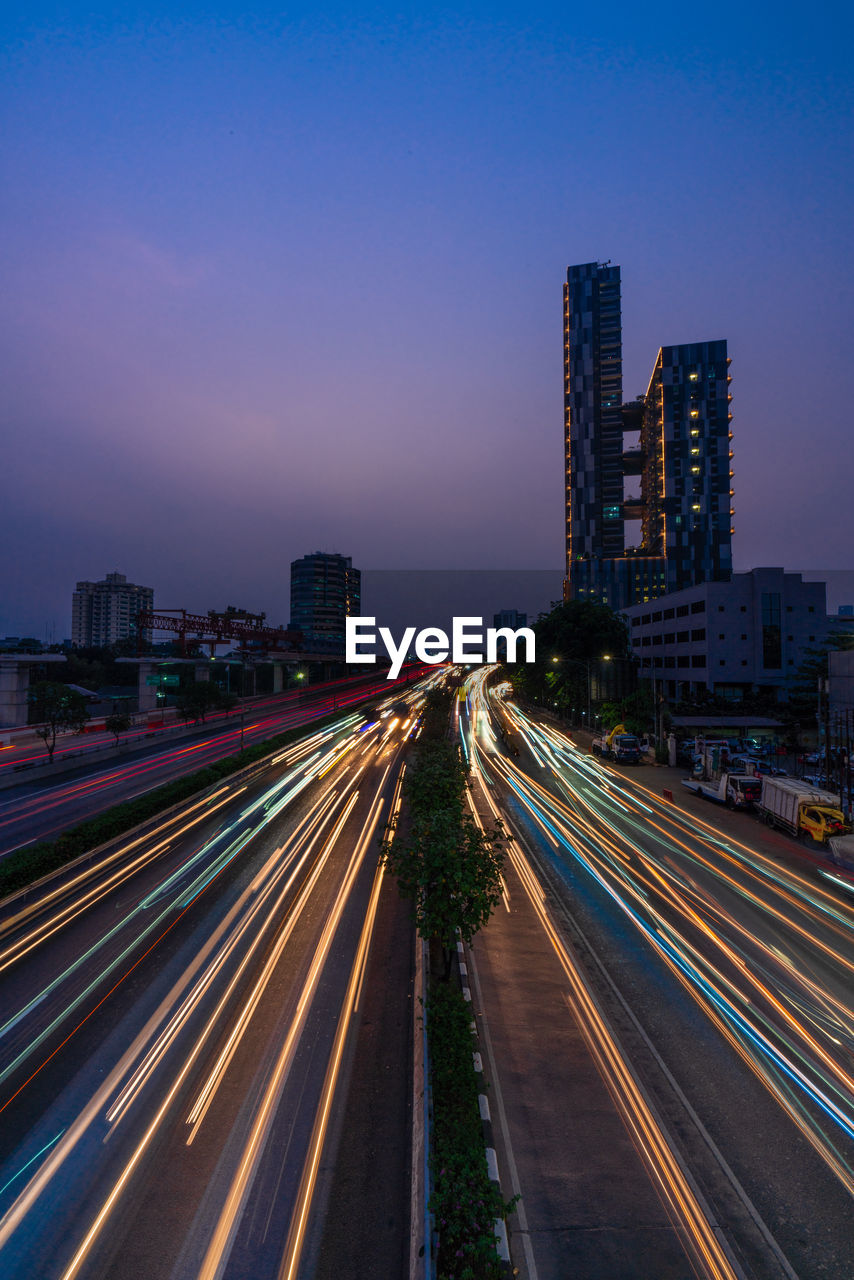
<box><xmin>3</xmin><ymin>2</ymin><xmax>853</xmax><ymax>636</ymax></box>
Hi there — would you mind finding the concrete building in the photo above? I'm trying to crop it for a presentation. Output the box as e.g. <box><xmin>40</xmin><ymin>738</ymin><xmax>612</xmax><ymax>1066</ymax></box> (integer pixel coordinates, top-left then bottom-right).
<box><xmin>563</xmin><ymin>262</ymin><xmax>732</xmax><ymax>609</ymax></box>
<box><xmin>71</xmin><ymin>572</ymin><xmax>153</xmax><ymax>648</ymax></box>
<box><xmin>829</xmin><ymin>650</ymin><xmax>854</xmax><ymax>726</ymax></box>
<box><xmin>623</xmin><ymin>569</ymin><xmax>828</xmax><ymax>703</ymax></box>
<box><xmin>492</xmin><ymin>610</ymin><xmax>528</xmax><ymax>663</ymax></box>
<box><xmin>289</xmin><ymin>553</ymin><xmax>360</xmax><ymax>652</ymax></box>
<box><xmin>492</xmin><ymin>609</ymin><xmax>527</xmax><ymax>630</ymax></box>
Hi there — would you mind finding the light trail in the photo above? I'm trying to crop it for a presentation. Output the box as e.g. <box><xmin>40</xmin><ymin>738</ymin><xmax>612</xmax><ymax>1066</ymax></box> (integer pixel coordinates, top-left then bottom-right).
<box><xmin>0</xmin><ymin>721</ymin><xmax>376</xmax><ymax>1098</ymax></box>
<box><xmin>463</xmin><ymin>727</ymin><xmax>739</xmax><ymax>1280</ymax></box>
<box><xmin>195</xmin><ymin>781</ymin><xmax>392</xmax><ymax>1280</ymax></box>
<box><xmin>278</xmin><ymin>762</ymin><xmax>407</xmax><ymax>1280</ymax></box>
<box><xmin>0</xmin><ymin>680</ymin><xmax>429</xmax><ymax>1280</ymax></box>
<box><xmin>0</xmin><ymin>787</ymin><xmax>240</xmax><ymax>974</ymax></box>
<box><xmin>182</xmin><ymin>789</ymin><xmax>362</xmax><ymax>1141</ymax></box>
<box><xmin>104</xmin><ymin>788</ymin><xmax>350</xmax><ymax>1131</ymax></box>
<box><xmin>0</xmin><ymin>669</ymin><xmax>429</xmax><ymax>858</ymax></box>
<box><xmin>471</xmin><ymin>678</ymin><xmax>854</xmax><ymax>1202</ymax></box>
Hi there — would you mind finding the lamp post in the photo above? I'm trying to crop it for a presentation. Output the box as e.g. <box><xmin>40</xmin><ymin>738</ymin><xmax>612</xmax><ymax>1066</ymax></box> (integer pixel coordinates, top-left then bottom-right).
<box><xmin>240</xmin><ymin>658</ymin><xmax>246</xmax><ymax>752</ymax></box>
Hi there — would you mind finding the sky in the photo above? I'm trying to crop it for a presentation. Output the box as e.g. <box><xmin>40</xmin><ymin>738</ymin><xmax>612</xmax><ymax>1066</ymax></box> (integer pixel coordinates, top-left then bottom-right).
<box><xmin>3</xmin><ymin>1</ymin><xmax>853</xmax><ymax>636</ymax></box>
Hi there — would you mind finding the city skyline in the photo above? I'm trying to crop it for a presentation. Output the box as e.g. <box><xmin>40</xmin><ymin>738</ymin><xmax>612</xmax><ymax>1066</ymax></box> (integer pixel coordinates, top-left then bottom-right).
<box><xmin>4</xmin><ymin>10</ymin><xmax>854</xmax><ymax>1279</ymax></box>
<box><xmin>4</xmin><ymin>6</ymin><xmax>853</xmax><ymax>635</ymax></box>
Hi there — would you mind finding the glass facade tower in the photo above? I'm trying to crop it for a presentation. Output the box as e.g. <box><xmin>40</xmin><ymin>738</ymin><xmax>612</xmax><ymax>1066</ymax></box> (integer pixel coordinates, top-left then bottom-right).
<box><xmin>289</xmin><ymin>553</ymin><xmax>361</xmax><ymax>651</ymax></box>
<box><xmin>563</xmin><ymin>262</ymin><xmax>733</xmax><ymax>609</ymax></box>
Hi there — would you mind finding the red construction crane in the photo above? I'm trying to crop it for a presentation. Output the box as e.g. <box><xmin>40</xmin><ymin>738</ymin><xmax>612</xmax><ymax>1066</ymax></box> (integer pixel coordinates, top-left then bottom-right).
<box><xmin>136</xmin><ymin>607</ymin><xmax>303</xmax><ymax>657</ymax></box>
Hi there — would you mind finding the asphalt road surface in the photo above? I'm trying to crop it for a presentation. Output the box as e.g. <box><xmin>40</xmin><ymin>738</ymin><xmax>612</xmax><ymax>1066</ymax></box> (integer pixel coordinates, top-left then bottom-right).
<box><xmin>459</xmin><ymin>670</ymin><xmax>854</xmax><ymax>1280</ymax></box>
<box><xmin>0</xmin><ymin>682</ymin><xmax>431</xmax><ymax>1279</ymax></box>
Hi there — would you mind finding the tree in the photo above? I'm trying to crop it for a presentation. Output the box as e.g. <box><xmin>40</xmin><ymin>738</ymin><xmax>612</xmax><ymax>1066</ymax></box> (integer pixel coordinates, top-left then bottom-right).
<box><xmin>176</xmin><ymin>681</ymin><xmax>221</xmax><ymax>723</ymax></box>
<box><xmin>382</xmin><ymin>729</ymin><xmax>506</xmax><ymax>979</ymax></box>
<box><xmin>788</xmin><ymin>629</ymin><xmax>854</xmax><ymax>726</ymax></box>
<box><xmin>176</xmin><ymin>681</ymin><xmax>236</xmax><ymax>723</ymax></box>
<box><xmin>600</xmin><ymin>686</ymin><xmax>657</xmax><ymax>737</ymax></box>
<box><xmin>531</xmin><ymin>599</ymin><xmax>631</xmax><ymax>663</ymax></box>
<box><xmin>105</xmin><ymin>710</ymin><xmax>132</xmax><ymax>746</ymax></box>
<box><xmin>510</xmin><ymin>599</ymin><xmax>631</xmax><ymax>718</ymax></box>
<box><xmin>216</xmin><ymin>690</ymin><xmax>238</xmax><ymax>716</ymax></box>
<box><xmin>28</xmin><ymin>681</ymin><xmax>90</xmax><ymax>763</ymax></box>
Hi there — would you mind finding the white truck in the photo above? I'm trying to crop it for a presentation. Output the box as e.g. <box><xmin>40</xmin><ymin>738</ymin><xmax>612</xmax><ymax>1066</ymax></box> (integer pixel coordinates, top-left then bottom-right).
<box><xmin>757</xmin><ymin>777</ymin><xmax>849</xmax><ymax>845</ymax></box>
<box><xmin>681</xmin><ymin>742</ymin><xmax>762</xmax><ymax>810</ymax></box>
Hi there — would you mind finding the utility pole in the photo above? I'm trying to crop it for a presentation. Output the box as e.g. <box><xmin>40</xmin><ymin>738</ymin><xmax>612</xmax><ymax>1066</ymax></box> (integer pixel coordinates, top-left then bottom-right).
<box><xmin>824</xmin><ymin>679</ymin><xmax>831</xmax><ymax>787</ymax></box>
<box><xmin>846</xmin><ymin>709</ymin><xmax>852</xmax><ymax>822</ymax></box>
<box><xmin>587</xmin><ymin>661</ymin><xmax>592</xmax><ymax>731</ymax></box>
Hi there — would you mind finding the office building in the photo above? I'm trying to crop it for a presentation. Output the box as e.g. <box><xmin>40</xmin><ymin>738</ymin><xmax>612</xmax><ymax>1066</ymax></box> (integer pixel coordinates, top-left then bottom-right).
<box><xmin>492</xmin><ymin>609</ymin><xmax>527</xmax><ymax>630</ymax></box>
<box><xmin>829</xmin><ymin>650</ymin><xmax>854</xmax><ymax>726</ymax></box>
<box><xmin>563</xmin><ymin>262</ymin><xmax>732</xmax><ymax>609</ymax></box>
<box><xmin>623</xmin><ymin>569</ymin><xmax>828</xmax><ymax>703</ymax></box>
<box><xmin>71</xmin><ymin>572</ymin><xmax>153</xmax><ymax>648</ymax></box>
<box><xmin>289</xmin><ymin>553</ymin><xmax>361</xmax><ymax>651</ymax></box>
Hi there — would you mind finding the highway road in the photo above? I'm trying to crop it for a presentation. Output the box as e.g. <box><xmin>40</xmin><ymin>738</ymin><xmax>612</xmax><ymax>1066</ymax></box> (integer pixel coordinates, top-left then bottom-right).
<box><xmin>0</xmin><ymin>668</ymin><xmax>424</xmax><ymax>857</ymax></box>
<box><xmin>0</xmin><ymin>669</ymin><xmax>409</xmax><ymax>774</ymax></box>
<box><xmin>459</xmin><ymin>669</ymin><xmax>854</xmax><ymax>1279</ymax></box>
<box><xmin>0</xmin><ymin>679</ymin><xmax>432</xmax><ymax>1279</ymax></box>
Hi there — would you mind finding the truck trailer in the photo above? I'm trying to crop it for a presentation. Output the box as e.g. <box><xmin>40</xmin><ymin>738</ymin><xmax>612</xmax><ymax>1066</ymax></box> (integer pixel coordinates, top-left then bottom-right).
<box><xmin>757</xmin><ymin>777</ymin><xmax>849</xmax><ymax>845</ymax></box>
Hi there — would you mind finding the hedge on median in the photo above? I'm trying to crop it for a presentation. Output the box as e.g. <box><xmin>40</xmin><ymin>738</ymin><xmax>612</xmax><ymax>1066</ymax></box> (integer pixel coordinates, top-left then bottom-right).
<box><xmin>382</xmin><ymin>687</ymin><xmax>506</xmax><ymax>979</ymax></box>
<box><xmin>428</xmin><ymin>979</ymin><xmax>514</xmax><ymax>1280</ymax></box>
<box><xmin>382</xmin><ymin>683</ymin><xmax>514</xmax><ymax>1277</ymax></box>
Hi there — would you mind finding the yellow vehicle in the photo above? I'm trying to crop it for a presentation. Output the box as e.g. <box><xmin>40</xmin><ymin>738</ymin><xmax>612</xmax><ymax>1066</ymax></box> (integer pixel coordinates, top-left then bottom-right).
<box><xmin>800</xmin><ymin>801</ymin><xmax>849</xmax><ymax>845</ymax></box>
<box><xmin>592</xmin><ymin>723</ymin><xmax>641</xmax><ymax>765</ymax></box>
<box><xmin>491</xmin><ymin>698</ymin><xmax>521</xmax><ymax>757</ymax></box>
<box><xmin>758</xmin><ymin>776</ymin><xmax>850</xmax><ymax>845</ymax></box>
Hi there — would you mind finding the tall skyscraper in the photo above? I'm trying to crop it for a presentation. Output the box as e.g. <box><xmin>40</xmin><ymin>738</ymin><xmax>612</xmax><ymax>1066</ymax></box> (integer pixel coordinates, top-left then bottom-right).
<box><xmin>289</xmin><ymin>553</ymin><xmax>361</xmax><ymax>651</ymax></box>
<box><xmin>563</xmin><ymin>262</ymin><xmax>733</xmax><ymax>609</ymax></box>
<box><xmin>563</xmin><ymin>261</ymin><xmax>624</xmax><ymax>576</ymax></box>
<box><xmin>71</xmin><ymin>572</ymin><xmax>153</xmax><ymax>648</ymax></box>
<box><xmin>644</xmin><ymin>341</ymin><xmax>734</xmax><ymax>594</ymax></box>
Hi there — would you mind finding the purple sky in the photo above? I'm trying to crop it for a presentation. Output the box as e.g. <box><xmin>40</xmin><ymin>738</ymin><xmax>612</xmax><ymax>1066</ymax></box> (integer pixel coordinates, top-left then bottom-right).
<box><xmin>3</xmin><ymin>4</ymin><xmax>853</xmax><ymax>636</ymax></box>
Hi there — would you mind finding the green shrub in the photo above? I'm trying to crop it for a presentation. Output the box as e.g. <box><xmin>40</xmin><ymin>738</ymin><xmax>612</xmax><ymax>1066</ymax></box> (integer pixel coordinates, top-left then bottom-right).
<box><xmin>384</xmin><ymin>683</ymin><xmax>512</xmax><ymax>1275</ymax></box>
<box><xmin>428</xmin><ymin>981</ymin><xmax>514</xmax><ymax>1279</ymax></box>
<box><xmin>382</xmin><ymin>687</ymin><xmax>505</xmax><ymax>976</ymax></box>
